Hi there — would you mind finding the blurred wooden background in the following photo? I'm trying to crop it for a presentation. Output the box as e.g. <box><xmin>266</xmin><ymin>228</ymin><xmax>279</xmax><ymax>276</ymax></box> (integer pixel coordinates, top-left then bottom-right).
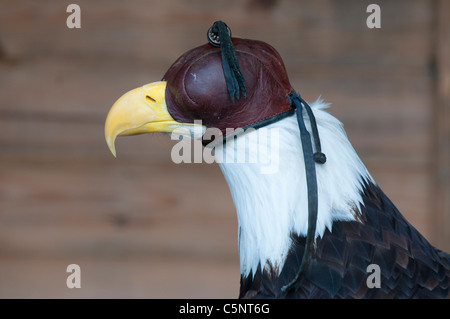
<box><xmin>0</xmin><ymin>0</ymin><xmax>449</xmax><ymax>298</ymax></box>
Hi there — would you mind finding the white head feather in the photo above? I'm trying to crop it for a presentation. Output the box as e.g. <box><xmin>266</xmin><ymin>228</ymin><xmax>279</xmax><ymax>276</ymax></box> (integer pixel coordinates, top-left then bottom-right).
<box><xmin>214</xmin><ymin>99</ymin><xmax>374</xmax><ymax>277</ymax></box>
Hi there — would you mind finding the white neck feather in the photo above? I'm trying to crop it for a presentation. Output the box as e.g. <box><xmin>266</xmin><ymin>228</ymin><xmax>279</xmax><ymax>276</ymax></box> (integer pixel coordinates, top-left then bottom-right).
<box><xmin>214</xmin><ymin>99</ymin><xmax>374</xmax><ymax>277</ymax></box>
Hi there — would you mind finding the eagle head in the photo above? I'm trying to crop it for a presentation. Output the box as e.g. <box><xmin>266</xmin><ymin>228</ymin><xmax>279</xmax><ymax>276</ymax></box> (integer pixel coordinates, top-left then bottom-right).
<box><xmin>105</xmin><ymin>22</ymin><xmax>295</xmax><ymax>152</ymax></box>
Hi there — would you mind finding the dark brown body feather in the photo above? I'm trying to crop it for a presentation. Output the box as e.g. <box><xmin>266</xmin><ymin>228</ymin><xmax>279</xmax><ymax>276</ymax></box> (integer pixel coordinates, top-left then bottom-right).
<box><xmin>240</xmin><ymin>182</ymin><xmax>450</xmax><ymax>299</ymax></box>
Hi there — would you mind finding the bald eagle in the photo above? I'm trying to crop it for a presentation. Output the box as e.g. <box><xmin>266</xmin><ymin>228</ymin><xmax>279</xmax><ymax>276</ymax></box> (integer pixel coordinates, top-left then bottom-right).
<box><xmin>104</xmin><ymin>22</ymin><xmax>449</xmax><ymax>298</ymax></box>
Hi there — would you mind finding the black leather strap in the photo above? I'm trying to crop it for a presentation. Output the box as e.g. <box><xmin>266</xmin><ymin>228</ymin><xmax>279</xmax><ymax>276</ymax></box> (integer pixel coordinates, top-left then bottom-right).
<box><xmin>208</xmin><ymin>21</ymin><xmax>246</xmax><ymax>103</ymax></box>
<box><xmin>281</xmin><ymin>93</ymin><xmax>326</xmax><ymax>292</ymax></box>
<box><xmin>202</xmin><ymin>109</ymin><xmax>295</xmax><ymax>147</ymax></box>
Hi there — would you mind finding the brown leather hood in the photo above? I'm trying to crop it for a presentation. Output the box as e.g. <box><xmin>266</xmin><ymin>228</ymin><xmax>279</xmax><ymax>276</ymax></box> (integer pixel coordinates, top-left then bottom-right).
<box><xmin>162</xmin><ymin>38</ymin><xmax>295</xmax><ymax>138</ymax></box>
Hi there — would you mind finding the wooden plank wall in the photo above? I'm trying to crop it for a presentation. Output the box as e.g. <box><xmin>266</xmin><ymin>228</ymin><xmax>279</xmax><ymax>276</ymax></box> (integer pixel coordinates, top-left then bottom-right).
<box><xmin>433</xmin><ymin>0</ymin><xmax>450</xmax><ymax>255</ymax></box>
<box><xmin>0</xmin><ymin>0</ymin><xmax>448</xmax><ymax>298</ymax></box>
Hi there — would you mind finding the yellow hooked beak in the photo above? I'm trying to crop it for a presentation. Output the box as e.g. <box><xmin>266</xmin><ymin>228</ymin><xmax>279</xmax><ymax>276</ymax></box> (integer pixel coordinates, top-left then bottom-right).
<box><xmin>105</xmin><ymin>81</ymin><xmax>203</xmax><ymax>157</ymax></box>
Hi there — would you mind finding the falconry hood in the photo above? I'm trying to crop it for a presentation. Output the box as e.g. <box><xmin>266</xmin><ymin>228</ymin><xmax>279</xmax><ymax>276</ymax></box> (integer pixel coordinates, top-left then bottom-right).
<box><xmin>162</xmin><ymin>21</ymin><xmax>298</xmax><ymax>141</ymax></box>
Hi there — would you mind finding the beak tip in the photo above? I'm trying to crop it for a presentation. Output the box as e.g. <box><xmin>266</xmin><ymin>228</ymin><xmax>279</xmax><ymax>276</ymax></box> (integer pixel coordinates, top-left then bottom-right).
<box><xmin>109</xmin><ymin>147</ymin><xmax>117</xmax><ymax>158</ymax></box>
<box><xmin>109</xmin><ymin>145</ymin><xmax>117</xmax><ymax>158</ymax></box>
<box><xmin>106</xmin><ymin>136</ymin><xmax>118</xmax><ymax>158</ymax></box>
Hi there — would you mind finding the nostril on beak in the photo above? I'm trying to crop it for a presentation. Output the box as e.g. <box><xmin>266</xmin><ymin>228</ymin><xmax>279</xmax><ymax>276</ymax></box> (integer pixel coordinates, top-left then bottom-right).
<box><xmin>145</xmin><ymin>95</ymin><xmax>156</xmax><ymax>103</ymax></box>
